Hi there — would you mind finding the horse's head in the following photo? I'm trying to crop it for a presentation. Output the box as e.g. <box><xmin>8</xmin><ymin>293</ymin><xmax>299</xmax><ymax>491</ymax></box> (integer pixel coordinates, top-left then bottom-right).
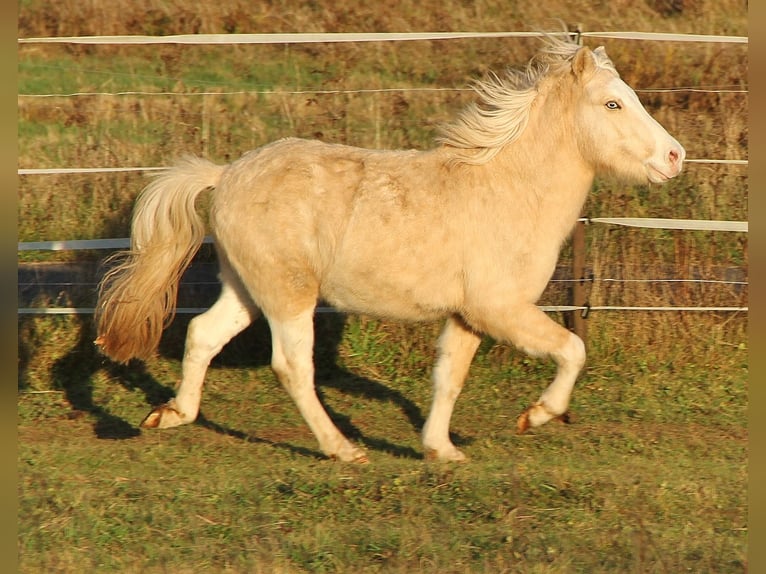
<box><xmin>569</xmin><ymin>45</ymin><xmax>685</xmax><ymax>184</ymax></box>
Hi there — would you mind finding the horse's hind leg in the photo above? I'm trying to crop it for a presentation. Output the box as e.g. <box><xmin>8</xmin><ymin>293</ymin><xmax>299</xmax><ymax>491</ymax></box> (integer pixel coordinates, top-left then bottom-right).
<box><xmin>422</xmin><ymin>315</ymin><xmax>481</xmax><ymax>461</ymax></box>
<box><xmin>267</xmin><ymin>308</ymin><xmax>368</xmax><ymax>463</ymax></box>
<box><xmin>470</xmin><ymin>303</ymin><xmax>585</xmax><ymax>434</ymax></box>
<box><xmin>142</xmin><ymin>266</ymin><xmax>258</xmax><ymax>429</ymax></box>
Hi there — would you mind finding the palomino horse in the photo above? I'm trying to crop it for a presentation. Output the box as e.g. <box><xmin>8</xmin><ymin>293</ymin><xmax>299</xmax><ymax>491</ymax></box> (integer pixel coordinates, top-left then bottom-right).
<box><xmin>96</xmin><ymin>37</ymin><xmax>684</xmax><ymax>462</ymax></box>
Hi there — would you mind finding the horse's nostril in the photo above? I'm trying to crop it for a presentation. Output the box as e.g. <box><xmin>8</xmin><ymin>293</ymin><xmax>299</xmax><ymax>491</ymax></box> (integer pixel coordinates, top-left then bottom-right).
<box><xmin>669</xmin><ymin>149</ymin><xmax>680</xmax><ymax>165</ymax></box>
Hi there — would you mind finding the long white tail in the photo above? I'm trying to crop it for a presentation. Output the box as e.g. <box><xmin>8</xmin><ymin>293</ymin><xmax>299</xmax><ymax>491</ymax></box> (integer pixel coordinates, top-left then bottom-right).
<box><xmin>95</xmin><ymin>156</ymin><xmax>226</xmax><ymax>363</ymax></box>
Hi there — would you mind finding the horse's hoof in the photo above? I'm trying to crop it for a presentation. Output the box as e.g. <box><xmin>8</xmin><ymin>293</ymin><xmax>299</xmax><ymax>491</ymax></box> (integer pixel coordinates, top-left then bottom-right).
<box><xmin>516</xmin><ymin>410</ymin><xmax>531</xmax><ymax>434</ymax></box>
<box><xmin>330</xmin><ymin>445</ymin><xmax>369</xmax><ymax>464</ymax></box>
<box><xmin>517</xmin><ymin>407</ymin><xmax>572</xmax><ymax>434</ymax></box>
<box><xmin>330</xmin><ymin>453</ymin><xmax>369</xmax><ymax>464</ymax></box>
<box><xmin>424</xmin><ymin>446</ymin><xmax>467</xmax><ymax>462</ymax></box>
<box><xmin>352</xmin><ymin>454</ymin><xmax>370</xmax><ymax>465</ymax></box>
<box><xmin>140</xmin><ymin>401</ymin><xmax>186</xmax><ymax>429</ymax></box>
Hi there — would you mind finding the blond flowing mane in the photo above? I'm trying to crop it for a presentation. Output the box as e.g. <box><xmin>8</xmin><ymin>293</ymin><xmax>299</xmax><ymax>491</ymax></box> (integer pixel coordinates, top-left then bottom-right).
<box><xmin>437</xmin><ymin>35</ymin><xmax>616</xmax><ymax>165</ymax></box>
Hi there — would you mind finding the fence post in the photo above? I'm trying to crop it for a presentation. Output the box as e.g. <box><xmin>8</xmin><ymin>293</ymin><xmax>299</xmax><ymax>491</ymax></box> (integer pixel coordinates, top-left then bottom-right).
<box><xmin>571</xmin><ymin>219</ymin><xmax>588</xmax><ymax>345</ymax></box>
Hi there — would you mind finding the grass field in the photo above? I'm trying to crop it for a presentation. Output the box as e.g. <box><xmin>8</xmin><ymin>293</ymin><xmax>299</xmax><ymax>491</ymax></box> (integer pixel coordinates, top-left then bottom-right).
<box><xmin>18</xmin><ymin>1</ymin><xmax>748</xmax><ymax>572</ymax></box>
<box><xmin>18</xmin><ymin>313</ymin><xmax>747</xmax><ymax>572</ymax></box>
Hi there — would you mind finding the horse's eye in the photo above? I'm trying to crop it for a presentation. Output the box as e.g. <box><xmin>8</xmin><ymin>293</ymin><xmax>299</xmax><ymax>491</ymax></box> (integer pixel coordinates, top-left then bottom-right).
<box><xmin>605</xmin><ymin>100</ymin><xmax>621</xmax><ymax>110</ymax></box>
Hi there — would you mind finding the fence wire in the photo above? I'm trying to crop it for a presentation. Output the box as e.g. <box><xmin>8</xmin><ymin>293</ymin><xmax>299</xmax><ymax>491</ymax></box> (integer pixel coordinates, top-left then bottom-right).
<box><xmin>18</xmin><ymin>29</ymin><xmax>748</xmax><ymax>317</ymax></box>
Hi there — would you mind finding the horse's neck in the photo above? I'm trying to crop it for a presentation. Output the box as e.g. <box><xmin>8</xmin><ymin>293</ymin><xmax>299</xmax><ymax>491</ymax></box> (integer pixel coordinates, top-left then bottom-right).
<box><xmin>490</xmin><ymin>116</ymin><xmax>594</xmax><ymax>225</ymax></box>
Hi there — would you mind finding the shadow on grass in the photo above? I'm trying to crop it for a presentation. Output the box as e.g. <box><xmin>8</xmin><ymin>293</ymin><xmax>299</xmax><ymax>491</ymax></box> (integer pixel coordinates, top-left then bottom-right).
<box><xmin>193</xmin><ymin>411</ymin><xmax>327</xmax><ymax>461</ymax></box>
<box><xmin>47</xmin><ymin>318</ymin><xmax>173</xmax><ymax>440</ymax></box>
<box><xmin>19</xmin><ymin>272</ymin><xmax>468</xmax><ymax>459</ymax></box>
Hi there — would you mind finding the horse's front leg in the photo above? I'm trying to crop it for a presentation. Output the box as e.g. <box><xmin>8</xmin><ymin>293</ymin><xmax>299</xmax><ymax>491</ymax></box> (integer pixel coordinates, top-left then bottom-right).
<box><xmin>513</xmin><ymin>312</ymin><xmax>585</xmax><ymax>433</ymax></box>
<box><xmin>470</xmin><ymin>302</ymin><xmax>586</xmax><ymax>433</ymax></box>
<box><xmin>422</xmin><ymin>315</ymin><xmax>482</xmax><ymax>461</ymax></box>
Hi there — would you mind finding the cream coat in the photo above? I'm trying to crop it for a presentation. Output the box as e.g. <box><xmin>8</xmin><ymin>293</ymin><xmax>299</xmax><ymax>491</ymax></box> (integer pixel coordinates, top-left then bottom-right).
<box><xmin>96</xmin><ymin>38</ymin><xmax>685</xmax><ymax>462</ymax></box>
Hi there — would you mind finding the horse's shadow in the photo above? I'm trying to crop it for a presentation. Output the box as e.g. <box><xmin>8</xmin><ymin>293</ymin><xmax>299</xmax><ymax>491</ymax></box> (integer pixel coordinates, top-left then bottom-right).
<box><xmin>20</xmin><ymin>267</ymin><xmax>470</xmax><ymax>459</ymax></box>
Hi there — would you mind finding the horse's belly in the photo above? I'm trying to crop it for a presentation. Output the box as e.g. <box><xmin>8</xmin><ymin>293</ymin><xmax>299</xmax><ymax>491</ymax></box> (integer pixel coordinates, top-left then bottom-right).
<box><xmin>320</xmin><ymin>264</ymin><xmax>462</xmax><ymax>322</ymax></box>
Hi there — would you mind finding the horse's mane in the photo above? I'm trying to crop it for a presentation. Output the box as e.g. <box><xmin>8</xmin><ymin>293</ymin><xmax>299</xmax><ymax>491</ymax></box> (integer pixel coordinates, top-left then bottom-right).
<box><xmin>437</xmin><ymin>35</ymin><xmax>616</xmax><ymax>165</ymax></box>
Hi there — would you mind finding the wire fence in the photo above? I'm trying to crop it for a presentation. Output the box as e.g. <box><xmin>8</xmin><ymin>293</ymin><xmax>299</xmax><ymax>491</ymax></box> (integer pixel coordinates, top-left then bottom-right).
<box><xmin>17</xmin><ymin>29</ymin><xmax>748</xmax><ymax>317</ymax></box>
<box><xmin>17</xmin><ymin>30</ymin><xmax>748</xmax><ymax>45</ymax></box>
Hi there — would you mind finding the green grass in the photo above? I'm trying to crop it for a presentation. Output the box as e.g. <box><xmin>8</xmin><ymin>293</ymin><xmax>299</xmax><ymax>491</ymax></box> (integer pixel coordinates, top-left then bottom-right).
<box><xmin>17</xmin><ymin>48</ymin><xmax>343</xmax><ymax>96</ymax></box>
<box><xmin>18</xmin><ymin>314</ymin><xmax>747</xmax><ymax>573</ymax></box>
<box><xmin>18</xmin><ymin>419</ymin><xmax>746</xmax><ymax>573</ymax></box>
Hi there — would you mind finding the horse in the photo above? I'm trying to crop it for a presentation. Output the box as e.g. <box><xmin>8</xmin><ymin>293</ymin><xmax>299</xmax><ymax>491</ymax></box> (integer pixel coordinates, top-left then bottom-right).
<box><xmin>95</xmin><ymin>36</ymin><xmax>685</xmax><ymax>463</ymax></box>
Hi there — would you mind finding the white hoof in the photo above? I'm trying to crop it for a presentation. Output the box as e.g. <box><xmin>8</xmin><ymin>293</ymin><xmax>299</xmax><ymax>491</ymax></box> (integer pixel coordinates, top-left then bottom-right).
<box><xmin>424</xmin><ymin>444</ymin><xmax>467</xmax><ymax>462</ymax></box>
<box><xmin>517</xmin><ymin>404</ymin><xmax>571</xmax><ymax>434</ymax></box>
<box><xmin>140</xmin><ymin>400</ymin><xmax>193</xmax><ymax>429</ymax></box>
<box><xmin>330</xmin><ymin>443</ymin><xmax>369</xmax><ymax>464</ymax></box>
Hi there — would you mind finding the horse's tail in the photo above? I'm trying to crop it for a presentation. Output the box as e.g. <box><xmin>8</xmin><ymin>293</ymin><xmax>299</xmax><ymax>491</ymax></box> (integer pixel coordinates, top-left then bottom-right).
<box><xmin>95</xmin><ymin>156</ymin><xmax>226</xmax><ymax>363</ymax></box>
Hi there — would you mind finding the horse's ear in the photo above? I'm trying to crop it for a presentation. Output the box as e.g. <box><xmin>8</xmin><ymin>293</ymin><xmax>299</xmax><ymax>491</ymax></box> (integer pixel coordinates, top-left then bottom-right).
<box><xmin>572</xmin><ymin>46</ymin><xmax>597</xmax><ymax>80</ymax></box>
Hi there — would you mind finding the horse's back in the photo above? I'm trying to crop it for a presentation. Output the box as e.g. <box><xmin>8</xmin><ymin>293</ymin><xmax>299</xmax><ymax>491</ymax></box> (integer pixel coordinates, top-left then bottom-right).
<box><xmin>210</xmin><ymin>138</ymin><xmax>468</xmax><ymax>320</ymax></box>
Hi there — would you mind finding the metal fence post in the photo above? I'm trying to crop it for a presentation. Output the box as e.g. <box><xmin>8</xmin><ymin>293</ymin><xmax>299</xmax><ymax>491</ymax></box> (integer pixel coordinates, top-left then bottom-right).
<box><xmin>571</xmin><ymin>219</ymin><xmax>588</xmax><ymax>345</ymax></box>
